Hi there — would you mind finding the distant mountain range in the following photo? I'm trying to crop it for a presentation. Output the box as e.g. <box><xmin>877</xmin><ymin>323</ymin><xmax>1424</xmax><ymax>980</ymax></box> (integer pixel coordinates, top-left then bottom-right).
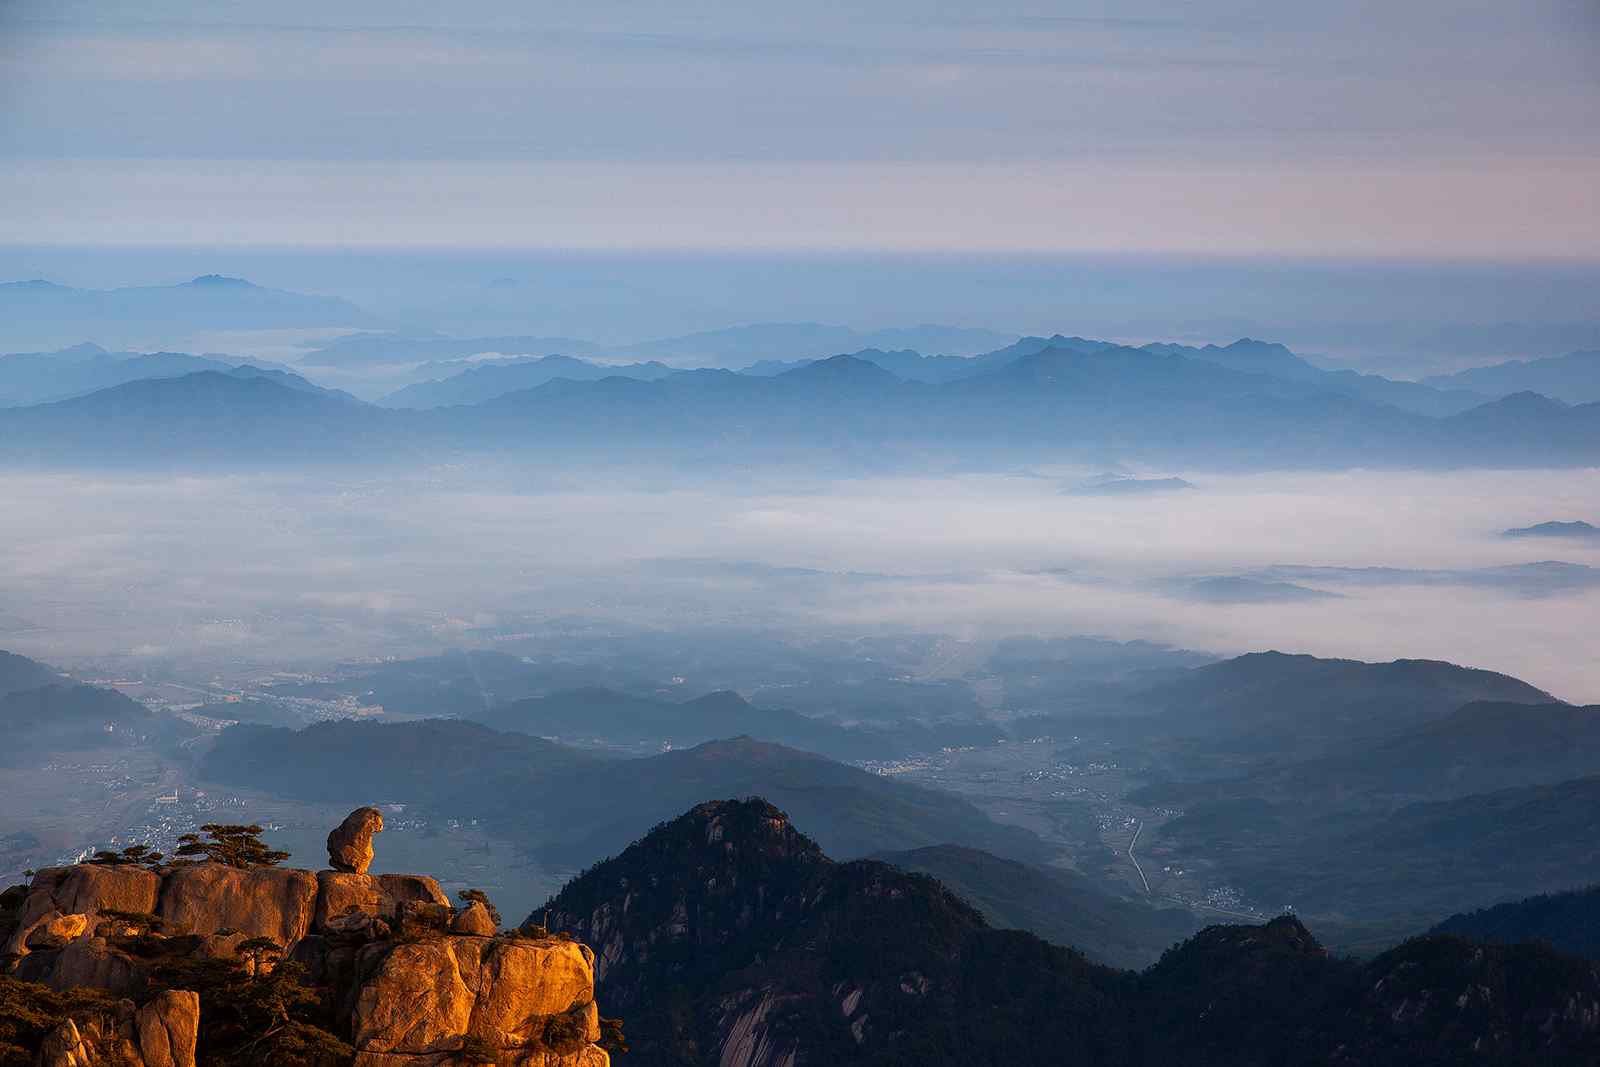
<box><xmin>298</xmin><ymin>332</ymin><xmax>608</xmax><ymax>368</ymax></box>
<box><xmin>1505</xmin><ymin>519</ymin><xmax>1600</xmax><ymax>540</ymax></box>
<box><xmin>2</xmin><ymin>331</ymin><xmax>1597</xmax><ymax>470</ymax></box>
<box><xmin>0</xmin><ymin>275</ymin><xmax>381</xmax><ymax>350</ymax></box>
<box><xmin>748</xmin><ymin>335</ymin><xmax>1495</xmax><ymax>415</ymax></box>
<box><xmin>606</xmin><ymin>321</ymin><xmax>1019</xmax><ymax>366</ymax></box>
<box><xmin>469</xmin><ymin>685</ymin><xmax>1000</xmax><ymax>760</ymax></box>
<box><xmin>0</xmin><ymin>369</ymin><xmax>385</xmax><ymax>465</ymax></box>
<box><xmin>1098</xmin><ymin>650</ymin><xmax>1554</xmax><ymax>764</ymax></box>
<box><xmin>1246</xmin><ymin>560</ymin><xmax>1600</xmax><ymax>598</ymax></box>
<box><xmin>300</xmin><ymin>323</ymin><xmax>1017</xmax><ymax>370</ymax></box>
<box><xmin>1426</xmin><ymin>349</ymin><xmax>1600</xmax><ymax>405</ymax></box>
<box><xmin>0</xmin><ymin>342</ymin><xmax>344</xmax><ymax>407</ymax></box>
<box><xmin>1066</xmin><ymin>475</ymin><xmax>1196</xmax><ymax>496</ymax></box>
<box><xmin>376</xmin><ymin>354</ymin><xmax>676</xmax><ymax>408</ymax></box>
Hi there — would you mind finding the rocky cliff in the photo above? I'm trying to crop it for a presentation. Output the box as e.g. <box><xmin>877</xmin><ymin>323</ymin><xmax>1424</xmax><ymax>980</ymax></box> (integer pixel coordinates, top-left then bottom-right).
<box><xmin>1</xmin><ymin>810</ymin><xmax>612</xmax><ymax>1067</ymax></box>
<box><xmin>30</xmin><ymin>988</ymin><xmax>199</xmax><ymax>1067</ymax></box>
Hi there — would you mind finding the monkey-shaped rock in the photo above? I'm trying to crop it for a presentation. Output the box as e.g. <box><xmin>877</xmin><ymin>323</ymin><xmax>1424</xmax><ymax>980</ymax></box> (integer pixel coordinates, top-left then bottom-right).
<box><xmin>327</xmin><ymin>806</ymin><xmax>385</xmax><ymax>874</ymax></box>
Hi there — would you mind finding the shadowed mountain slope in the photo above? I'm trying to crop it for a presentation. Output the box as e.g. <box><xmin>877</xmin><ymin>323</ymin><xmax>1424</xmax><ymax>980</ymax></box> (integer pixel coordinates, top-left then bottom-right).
<box><xmin>543</xmin><ymin>798</ymin><xmax>1600</xmax><ymax>1066</ymax></box>
<box><xmin>1434</xmin><ymin>884</ymin><xmax>1600</xmax><ymax>961</ymax></box>
<box><xmin>870</xmin><ymin>844</ymin><xmax>1203</xmax><ymax>969</ymax></box>
<box><xmin>0</xmin><ymin>650</ymin><xmax>65</xmax><ymax>698</ymax></box>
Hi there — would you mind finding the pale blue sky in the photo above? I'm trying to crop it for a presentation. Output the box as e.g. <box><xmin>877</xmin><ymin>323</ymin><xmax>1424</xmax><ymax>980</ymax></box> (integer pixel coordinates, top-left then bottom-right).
<box><xmin>1</xmin><ymin>0</ymin><xmax>1596</xmax><ymax>255</ymax></box>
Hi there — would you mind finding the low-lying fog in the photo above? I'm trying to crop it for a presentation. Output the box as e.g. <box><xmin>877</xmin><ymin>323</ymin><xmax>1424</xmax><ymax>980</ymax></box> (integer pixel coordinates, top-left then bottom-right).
<box><xmin>3</xmin><ymin>464</ymin><xmax>1597</xmax><ymax>701</ymax></box>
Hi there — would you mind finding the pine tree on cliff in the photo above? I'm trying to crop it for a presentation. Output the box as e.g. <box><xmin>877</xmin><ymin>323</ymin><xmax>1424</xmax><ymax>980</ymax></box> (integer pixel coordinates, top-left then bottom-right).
<box><xmin>86</xmin><ymin>844</ymin><xmax>164</xmax><ymax>868</ymax></box>
<box><xmin>173</xmin><ymin>824</ymin><xmax>291</xmax><ymax>868</ymax></box>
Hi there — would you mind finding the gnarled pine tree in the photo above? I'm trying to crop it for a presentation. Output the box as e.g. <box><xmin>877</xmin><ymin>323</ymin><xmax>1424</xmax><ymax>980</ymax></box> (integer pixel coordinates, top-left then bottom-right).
<box><xmin>174</xmin><ymin>824</ymin><xmax>290</xmax><ymax>868</ymax></box>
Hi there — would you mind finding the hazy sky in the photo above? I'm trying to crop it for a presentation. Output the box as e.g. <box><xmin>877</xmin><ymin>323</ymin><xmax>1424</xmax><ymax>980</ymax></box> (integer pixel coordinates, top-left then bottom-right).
<box><xmin>2</xmin><ymin>1</ymin><xmax>1597</xmax><ymax>256</ymax></box>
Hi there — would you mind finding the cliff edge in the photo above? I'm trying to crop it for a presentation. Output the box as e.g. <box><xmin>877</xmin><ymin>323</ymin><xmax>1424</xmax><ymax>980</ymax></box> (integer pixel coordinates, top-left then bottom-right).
<box><xmin>0</xmin><ymin>810</ymin><xmax>611</xmax><ymax>1067</ymax></box>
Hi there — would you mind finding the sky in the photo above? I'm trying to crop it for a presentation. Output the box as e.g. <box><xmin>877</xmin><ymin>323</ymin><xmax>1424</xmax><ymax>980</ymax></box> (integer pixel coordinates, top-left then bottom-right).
<box><xmin>2</xmin><ymin>0</ymin><xmax>1597</xmax><ymax>258</ymax></box>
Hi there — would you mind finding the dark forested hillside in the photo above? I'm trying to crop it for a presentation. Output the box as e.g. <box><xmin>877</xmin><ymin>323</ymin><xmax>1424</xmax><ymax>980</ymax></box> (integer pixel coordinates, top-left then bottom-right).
<box><xmin>201</xmin><ymin>717</ymin><xmax>595</xmax><ymax>804</ymax></box>
<box><xmin>544</xmin><ymin>798</ymin><xmax>1600</xmax><ymax>1067</ymax></box>
<box><xmin>1433</xmin><ymin>884</ymin><xmax>1600</xmax><ymax>961</ymax></box>
<box><xmin>0</xmin><ymin>650</ymin><xmax>63</xmax><ymax>698</ymax></box>
<box><xmin>870</xmin><ymin>844</ymin><xmax>1203</xmax><ymax>969</ymax></box>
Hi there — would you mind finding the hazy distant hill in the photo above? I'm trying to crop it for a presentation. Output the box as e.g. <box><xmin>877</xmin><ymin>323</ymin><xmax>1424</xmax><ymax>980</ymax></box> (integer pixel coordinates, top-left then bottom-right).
<box><xmin>0</xmin><ymin>275</ymin><xmax>381</xmax><ymax>350</ymax></box>
<box><xmin>1213</xmin><ymin>774</ymin><xmax>1600</xmax><ymax>919</ymax></box>
<box><xmin>1066</xmin><ymin>475</ymin><xmax>1196</xmax><ymax>496</ymax></box>
<box><xmin>1505</xmin><ymin>519</ymin><xmax>1600</xmax><ymax>540</ymax></box>
<box><xmin>203</xmin><ymin>721</ymin><xmax>1046</xmax><ymax>866</ymax></box>
<box><xmin>1122</xmin><ymin>651</ymin><xmax>1552</xmax><ymax>762</ymax></box>
<box><xmin>472</xmin><ymin>685</ymin><xmax>1000</xmax><ymax>760</ymax></box>
<box><xmin>853</xmin><ymin>333</ymin><xmax>1488</xmax><ymax>414</ymax></box>
<box><xmin>299</xmin><ymin>332</ymin><xmax>606</xmax><ymax>368</ymax></box>
<box><xmin>0</xmin><ymin>683</ymin><xmax>194</xmax><ymax>764</ymax></box>
<box><xmin>0</xmin><ymin>370</ymin><xmax>394</xmax><ymax>464</ymax></box>
<box><xmin>1248</xmin><ymin>560</ymin><xmax>1600</xmax><ymax>598</ymax></box>
<box><xmin>261</xmin><ymin>649</ymin><xmax>646</xmax><ymax>717</ymax></box>
<box><xmin>1425</xmin><ymin>349</ymin><xmax>1600</xmax><ymax>404</ymax></box>
<box><xmin>0</xmin><ymin>343</ymin><xmax>311</xmax><ymax>406</ymax></box>
<box><xmin>609</xmin><ymin>321</ymin><xmax>1017</xmax><ymax>365</ymax></box>
<box><xmin>1145</xmin><ymin>337</ymin><xmax>1490</xmax><ymax>415</ymax></box>
<box><xmin>1440</xmin><ymin>391</ymin><xmax>1600</xmax><ymax>462</ymax></box>
<box><xmin>1138</xmin><ymin>701</ymin><xmax>1600</xmax><ymax>811</ymax></box>
<box><xmin>202</xmin><ymin>717</ymin><xmax>594</xmax><ymax>804</ymax></box>
<box><xmin>377</xmin><ymin>354</ymin><xmax>677</xmax><ymax>408</ymax></box>
<box><xmin>1166</xmin><ymin>575</ymin><xmax>1337</xmax><ymax>604</ymax></box>
<box><xmin>0</xmin><ymin>650</ymin><xmax>65</xmax><ymax>698</ymax></box>
<box><xmin>482</xmin><ymin>735</ymin><xmax>1051</xmax><ymax>866</ymax></box>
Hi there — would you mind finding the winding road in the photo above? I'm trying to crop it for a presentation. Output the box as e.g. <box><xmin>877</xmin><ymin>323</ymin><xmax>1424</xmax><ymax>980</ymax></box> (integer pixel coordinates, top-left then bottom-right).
<box><xmin>1127</xmin><ymin>820</ymin><xmax>1151</xmax><ymax>894</ymax></box>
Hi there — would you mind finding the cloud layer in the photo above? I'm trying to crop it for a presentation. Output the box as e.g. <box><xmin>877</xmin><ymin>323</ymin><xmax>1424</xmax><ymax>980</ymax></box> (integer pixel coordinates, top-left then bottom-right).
<box><xmin>2</xmin><ymin>465</ymin><xmax>1596</xmax><ymax>701</ymax></box>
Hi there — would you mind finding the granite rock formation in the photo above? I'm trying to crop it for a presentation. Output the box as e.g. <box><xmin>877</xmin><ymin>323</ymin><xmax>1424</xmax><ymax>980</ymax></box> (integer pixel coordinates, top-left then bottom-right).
<box><xmin>4</xmin><ymin>806</ymin><xmax>611</xmax><ymax>1067</ymax></box>
<box><xmin>328</xmin><ymin>805</ymin><xmax>386</xmax><ymax>874</ymax></box>
<box><xmin>34</xmin><ymin>988</ymin><xmax>199</xmax><ymax>1067</ymax></box>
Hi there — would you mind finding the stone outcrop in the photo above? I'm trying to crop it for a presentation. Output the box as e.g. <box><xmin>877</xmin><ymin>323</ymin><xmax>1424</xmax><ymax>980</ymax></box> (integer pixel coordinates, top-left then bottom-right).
<box><xmin>26</xmin><ymin>912</ymin><xmax>89</xmax><ymax>949</ymax></box>
<box><xmin>328</xmin><ymin>806</ymin><xmax>385</xmax><ymax>874</ymax></box>
<box><xmin>6</xmin><ymin>807</ymin><xmax>611</xmax><ymax>1067</ymax></box>
<box><xmin>3</xmin><ymin>863</ymin><xmax>160</xmax><ymax>959</ymax></box>
<box><xmin>451</xmin><ymin>900</ymin><xmax>497</xmax><ymax>937</ymax></box>
<box><xmin>157</xmin><ymin>863</ymin><xmax>320</xmax><ymax>946</ymax></box>
<box><xmin>35</xmin><ymin>988</ymin><xmax>199</xmax><ymax>1067</ymax></box>
<box><xmin>349</xmin><ymin>935</ymin><xmax>603</xmax><ymax>1067</ymax></box>
<box><xmin>15</xmin><ymin>935</ymin><xmax>142</xmax><ymax>994</ymax></box>
<box><xmin>315</xmin><ymin>870</ymin><xmax>451</xmax><ymax>931</ymax></box>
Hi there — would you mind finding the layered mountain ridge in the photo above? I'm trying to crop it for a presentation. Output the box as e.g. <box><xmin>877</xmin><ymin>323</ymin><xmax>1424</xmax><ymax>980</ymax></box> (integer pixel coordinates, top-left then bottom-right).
<box><xmin>3</xmin><ymin>331</ymin><xmax>1597</xmax><ymax>469</ymax></box>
